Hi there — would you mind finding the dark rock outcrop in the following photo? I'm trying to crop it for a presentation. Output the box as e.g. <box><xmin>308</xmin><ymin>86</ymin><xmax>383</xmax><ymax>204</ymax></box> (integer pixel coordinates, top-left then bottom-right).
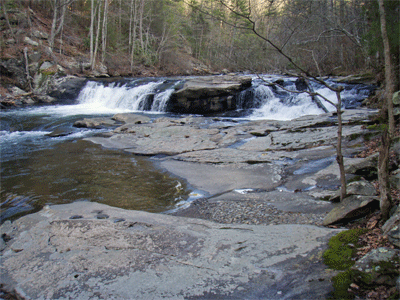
<box><xmin>167</xmin><ymin>75</ymin><xmax>252</xmax><ymax>114</ymax></box>
<box><xmin>0</xmin><ymin>58</ymin><xmax>29</xmax><ymax>90</ymax></box>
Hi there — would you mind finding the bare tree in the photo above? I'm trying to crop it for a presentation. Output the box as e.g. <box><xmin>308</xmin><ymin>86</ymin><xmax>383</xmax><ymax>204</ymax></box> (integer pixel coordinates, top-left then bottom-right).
<box><xmin>1</xmin><ymin>0</ymin><xmax>16</xmax><ymax>40</ymax></box>
<box><xmin>90</xmin><ymin>0</ymin><xmax>103</xmax><ymax>70</ymax></box>
<box><xmin>101</xmin><ymin>0</ymin><xmax>109</xmax><ymax>64</ymax></box>
<box><xmin>377</xmin><ymin>0</ymin><xmax>395</xmax><ymax>220</ymax></box>
<box><xmin>49</xmin><ymin>0</ymin><xmax>74</xmax><ymax>51</ymax></box>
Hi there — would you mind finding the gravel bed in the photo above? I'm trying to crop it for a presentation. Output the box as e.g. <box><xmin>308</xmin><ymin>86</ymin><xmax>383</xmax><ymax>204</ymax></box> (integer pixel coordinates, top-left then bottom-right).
<box><xmin>172</xmin><ymin>199</ymin><xmax>327</xmax><ymax>226</ymax></box>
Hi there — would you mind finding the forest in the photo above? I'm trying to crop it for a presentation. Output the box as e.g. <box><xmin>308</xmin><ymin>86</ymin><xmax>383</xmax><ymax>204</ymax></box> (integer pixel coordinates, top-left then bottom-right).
<box><xmin>1</xmin><ymin>0</ymin><xmax>399</xmax><ymax>78</ymax></box>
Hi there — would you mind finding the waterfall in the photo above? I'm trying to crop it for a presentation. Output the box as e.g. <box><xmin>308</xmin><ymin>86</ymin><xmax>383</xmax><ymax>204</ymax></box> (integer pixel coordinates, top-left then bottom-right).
<box><xmin>241</xmin><ymin>76</ymin><xmax>374</xmax><ymax>121</ymax></box>
<box><xmin>76</xmin><ymin>80</ymin><xmax>167</xmax><ymax>112</ymax></box>
<box><xmin>72</xmin><ymin>76</ymin><xmax>375</xmax><ymax>119</ymax></box>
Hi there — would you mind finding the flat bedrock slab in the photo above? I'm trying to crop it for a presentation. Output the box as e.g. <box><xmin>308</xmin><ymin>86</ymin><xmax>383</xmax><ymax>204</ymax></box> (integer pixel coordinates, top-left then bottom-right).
<box><xmin>1</xmin><ymin>202</ymin><xmax>342</xmax><ymax>300</ymax></box>
<box><xmin>84</xmin><ymin>109</ymin><xmax>376</xmax><ymax>158</ymax></box>
<box><xmin>160</xmin><ymin>160</ymin><xmax>283</xmax><ymax>195</ymax></box>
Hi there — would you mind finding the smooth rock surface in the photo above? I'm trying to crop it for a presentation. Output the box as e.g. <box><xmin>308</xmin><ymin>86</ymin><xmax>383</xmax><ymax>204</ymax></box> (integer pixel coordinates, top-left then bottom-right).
<box><xmin>1</xmin><ymin>202</ymin><xmax>342</xmax><ymax>300</ymax></box>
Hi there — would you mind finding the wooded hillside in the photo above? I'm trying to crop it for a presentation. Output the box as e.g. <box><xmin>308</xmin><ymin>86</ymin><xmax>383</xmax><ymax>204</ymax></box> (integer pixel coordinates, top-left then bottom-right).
<box><xmin>1</xmin><ymin>0</ymin><xmax>399</xmax><ymax>78</ymax></box>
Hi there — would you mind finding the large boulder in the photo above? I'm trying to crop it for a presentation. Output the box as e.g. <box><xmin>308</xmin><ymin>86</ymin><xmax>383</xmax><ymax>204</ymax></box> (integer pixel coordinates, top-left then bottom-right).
<box><xmin>167</xmin><ymin>75</ymin><xmax>252</xmax><ymax>114</ymax></box>
<box><xmin>351</xmin><ymin>247</ymin><xmax>400</xmax><ymax>287</ymax></box>
<box><xmin>323</xmin><ymin>195</ymin><xmax>380</xmax><ymax>226</ymax></box>
<box><xmin>329</xmin><ymin>180</ymin><xmax>377</xmax><ymax>202</ymax></box>
<box><xmin>47</xmin><ymin>75</ymin><xmax>87</xmax><ymax>101</ymax></box>
<box><xmin>0</xmin><ymin>58</ymin><xmax>30</xmax><ymax>90</ymax></box>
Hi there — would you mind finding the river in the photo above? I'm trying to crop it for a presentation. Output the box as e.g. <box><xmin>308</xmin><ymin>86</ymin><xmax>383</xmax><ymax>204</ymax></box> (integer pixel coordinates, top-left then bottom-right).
<box><xmin>0</xmin><ymin>75</ymin><xmax>376</xmax><ymax>222</ymax></box>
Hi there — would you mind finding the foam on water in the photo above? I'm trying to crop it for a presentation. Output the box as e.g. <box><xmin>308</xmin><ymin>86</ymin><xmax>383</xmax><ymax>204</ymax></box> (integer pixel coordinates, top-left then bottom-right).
<box><xmin>247</xmin><ymin>85</ymin><xmax>330</xmax><ymax>121</ymax></box>
<box><xmin>0</xmin><ymin>130</ymin><xmax>50</xmax><ymax>144</ymax></box>
<box><xmin>75</xmin><ymin>80</ymin><xmax>165</xmax><ymax>114</ymax></box>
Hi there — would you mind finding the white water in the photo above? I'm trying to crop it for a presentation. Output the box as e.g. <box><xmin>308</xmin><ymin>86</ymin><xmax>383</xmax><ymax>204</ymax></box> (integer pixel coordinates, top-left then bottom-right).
<box><xmin>151</xmin><ymin>88</ymin><xmax>175</xmax><ymax>111</ymax></box>
<box><xmin>248</xmin><ymin>82</ymin><xmax>339</xmax><ymax>121</ymax></box>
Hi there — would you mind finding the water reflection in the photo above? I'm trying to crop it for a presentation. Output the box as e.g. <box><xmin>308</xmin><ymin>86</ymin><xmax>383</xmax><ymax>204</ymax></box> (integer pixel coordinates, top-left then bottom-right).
<box><xmin>1</xmin><ymin>140</ymin><xmax>190</xmax><ymax>222</ymax></box>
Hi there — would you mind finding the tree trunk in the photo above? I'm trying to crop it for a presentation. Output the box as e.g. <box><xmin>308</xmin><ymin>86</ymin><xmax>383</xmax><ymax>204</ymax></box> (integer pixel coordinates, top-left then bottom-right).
<box><xmin>2</xmin><ymin>0</ymin><xmax>16</xmax><ymax>40</ymax></box>
<box><xmin>336</xmin><ymin>90</ymin><xmax>346</xmax><ymax>201</ymax></box>
<box><xmin>93</xmin><ymin>0</ymin><xmax>102</xmax><ymax>70</ymax></box>
<box><xmin>130</xmin><ymin>0</ymin><xmax>138</xmax><ymax>71</ymax></box>
<box><xmin>138</xmin><ymin>0</ymin><xmax>144</xmax><ymax>50</ymax></box>
<box><xmin>90</xmin><ymin>0</ymin><xmax>95</xmax><ymax>68</ymax></box>
<box><xmin>101</xmin><ymin>0</ymin><xmax>109</xmax><ymax>64</ymax></box>
<box><xmin>378</xmin><ymin>0</ymin><xmax>395</xmax><ymax>137</ymax></box>
<box><xmin>378</xmin><ymin>129</ymin><xmax>392</xmax><ymax>220</ymax></box>
<box><xmin>23</xmin><ymin>47</ymin><xmax>33</xmax><ymax>92</ymax></box>
<box><xmin>377</xmin><ymin>0</ymin><xmax>394</xmax><ymax>220</ymax></box>
<box><xmin>49</xmin><ymin>0</ymin><xmax>68</xmax><ymax>52</ymax></box>
<box><xmin>49</xmin><ymin>0</ymin><xmax>59</xmax><ymax>50</ymax></box>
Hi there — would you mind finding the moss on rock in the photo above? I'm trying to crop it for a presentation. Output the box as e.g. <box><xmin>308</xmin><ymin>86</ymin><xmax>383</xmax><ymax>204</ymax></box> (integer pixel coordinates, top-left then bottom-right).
<box><xmin>323</xmin><ymin>229</ymin><xmax>368</xmax><ymax>270</ymax></box>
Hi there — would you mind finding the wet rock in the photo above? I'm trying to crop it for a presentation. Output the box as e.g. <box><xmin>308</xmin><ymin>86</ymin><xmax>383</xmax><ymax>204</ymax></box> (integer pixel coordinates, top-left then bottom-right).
<box><xmin>382</xmin><ymin>206</ymin><xmax>400</xmax><ymax>247</ymax></box>
<box><xmin>96</xmin><ymin>214</ymin><xmax>109</xmax><ymax>219</ymax></box>
<box><xmin>46</xmin><ymin>128</ymin><xmax>74</xmax><ymax>137</ymax></box>
<box><xmin>351</xmin><ymin>247</ymin><xmax>400</xmax><ymax>287</ymax></box>
<box><xmin>69</xmin><ymin>215</ymin><xmax>83</xmax><ymax>219</ymax></box>
<box><xmin>323</xmin><ymin>195</ymin><xmax>380</xmax><ymax>226</ymax></box>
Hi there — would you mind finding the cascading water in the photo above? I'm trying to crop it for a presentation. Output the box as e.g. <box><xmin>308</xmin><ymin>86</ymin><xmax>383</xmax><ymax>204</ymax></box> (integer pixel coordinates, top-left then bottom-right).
<box><xmin>70</xmin><ymin>76</ymin><xmax>375</xmax><ymax>119</ymax></box>
<box><xmin>73</xmin><ymin>79</ymin><xmax>183</xmax><ymax>114</ymax></box>
<box><xmin>235</xmin><ymin>76</ymin><xmax>375</xmax><ymax>120</ymax></box>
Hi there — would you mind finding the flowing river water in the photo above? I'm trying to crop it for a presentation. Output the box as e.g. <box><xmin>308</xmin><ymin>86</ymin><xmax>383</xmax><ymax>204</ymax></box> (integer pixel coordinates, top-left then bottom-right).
<box><xmin>0</xmin><ymin>75</ymin><xmax>376</xmax><ymax>222</ymax></box>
